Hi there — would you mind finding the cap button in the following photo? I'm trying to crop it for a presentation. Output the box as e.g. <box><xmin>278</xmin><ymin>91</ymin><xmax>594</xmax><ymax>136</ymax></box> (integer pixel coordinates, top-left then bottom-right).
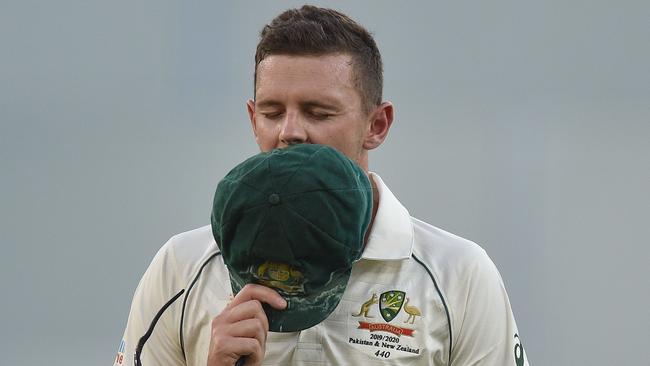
<box><xmin>268</xmin><ymin>193</ymin><xmax>281</xmax><ymax>205</ymax></box>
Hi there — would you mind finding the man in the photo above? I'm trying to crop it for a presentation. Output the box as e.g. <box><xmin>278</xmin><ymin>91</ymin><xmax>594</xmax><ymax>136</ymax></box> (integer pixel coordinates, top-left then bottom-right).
<box><xmin>115</xmin><ymin>5</ymin><xmax>529</xmax><ymax>366</ymax></box>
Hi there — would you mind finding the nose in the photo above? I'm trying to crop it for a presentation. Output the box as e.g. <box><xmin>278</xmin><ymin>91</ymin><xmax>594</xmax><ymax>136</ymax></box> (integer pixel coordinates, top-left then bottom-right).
<box><xmin>278</xmin><ymin>112</ymin><xmax>308</xmax><ymax>146</ymax></box>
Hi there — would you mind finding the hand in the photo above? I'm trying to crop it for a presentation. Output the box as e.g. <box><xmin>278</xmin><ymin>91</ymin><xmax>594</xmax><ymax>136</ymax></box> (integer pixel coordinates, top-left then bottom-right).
<box><xmin>206</xmin><ymin>284</ymin><xmax>287</xmax><ymax>366</ymax></box>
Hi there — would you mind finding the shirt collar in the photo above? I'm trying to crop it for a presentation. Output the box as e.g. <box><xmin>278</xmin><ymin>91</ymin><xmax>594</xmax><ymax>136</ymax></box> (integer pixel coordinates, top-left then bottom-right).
<box><xmin>360</xmin><ymin>172</ymin><xmax>414</xmax><ymax>261</ymax></box>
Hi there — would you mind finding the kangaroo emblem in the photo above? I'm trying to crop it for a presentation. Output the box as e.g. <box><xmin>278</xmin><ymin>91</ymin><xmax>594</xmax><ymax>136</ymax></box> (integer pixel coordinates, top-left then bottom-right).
<box><xmin>352</xmin><ymin>293</ymin><xmax>378</xmax><ymax>317</ymax></box>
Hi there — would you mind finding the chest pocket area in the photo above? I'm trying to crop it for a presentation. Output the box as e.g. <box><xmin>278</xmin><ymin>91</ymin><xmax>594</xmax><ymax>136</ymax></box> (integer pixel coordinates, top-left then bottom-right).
<box><xmin>339</xmin><ymin>282</ymin><xmax>448</xmax><ymax>365</ymax></box>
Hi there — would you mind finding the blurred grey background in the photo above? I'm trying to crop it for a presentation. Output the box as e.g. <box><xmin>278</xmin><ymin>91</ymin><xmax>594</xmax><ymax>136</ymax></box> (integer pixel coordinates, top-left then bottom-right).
<box><xmin>1</xmin><ymin>1</ymin><xmax>648</xmax><ymax>365</ymax></box>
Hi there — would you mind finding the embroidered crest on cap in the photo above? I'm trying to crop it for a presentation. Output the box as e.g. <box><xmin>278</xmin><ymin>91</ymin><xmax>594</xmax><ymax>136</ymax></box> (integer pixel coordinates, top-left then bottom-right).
<box><xmin>253</xmin><ymin>261</ymin><xmax>305</xmax><ymax>295</ymax></box>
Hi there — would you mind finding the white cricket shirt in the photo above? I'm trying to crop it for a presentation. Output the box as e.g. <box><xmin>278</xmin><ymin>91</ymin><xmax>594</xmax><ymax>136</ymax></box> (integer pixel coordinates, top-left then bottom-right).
<box><xmin>114</xmin><ymin>173</ymin><xmax>530</xmax><ymax>365</ymax></box>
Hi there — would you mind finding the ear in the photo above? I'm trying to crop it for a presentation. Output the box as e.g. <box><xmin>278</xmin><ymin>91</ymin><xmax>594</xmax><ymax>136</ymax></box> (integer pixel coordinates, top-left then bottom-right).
<box><xmin>363</xmin><ymin>101</ymin><xmax>394</xmax><ymax>150</ymax></box>
<box><xmin>247</xmin><ymin>99</ymin><xmax>260</xmax><ymax>143</ymax></box>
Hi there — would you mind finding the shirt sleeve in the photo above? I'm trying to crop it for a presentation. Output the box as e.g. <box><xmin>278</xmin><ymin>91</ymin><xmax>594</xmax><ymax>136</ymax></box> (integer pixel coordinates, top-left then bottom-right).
<box><xmin>113</xmin><ymin>238</ymin><xmax>187</xmax><ymax>366</ymax></box>
<box><xmin>449</xmin><ymin>249</ymin><xmax>530</xmax><ymax>366</ymax></box>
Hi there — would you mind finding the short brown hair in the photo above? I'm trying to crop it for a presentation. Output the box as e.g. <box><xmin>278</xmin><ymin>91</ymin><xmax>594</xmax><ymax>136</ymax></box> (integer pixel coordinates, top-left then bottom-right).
<box><xmin>254</xmin><ymin>5</ymin><xmax>383</xmax><ymax>113</ymax></box>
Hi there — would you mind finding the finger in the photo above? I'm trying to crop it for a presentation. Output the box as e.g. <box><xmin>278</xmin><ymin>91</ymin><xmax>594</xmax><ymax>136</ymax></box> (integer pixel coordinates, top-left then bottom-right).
<box><xmin>208</xmin><ymin>325</ymin><xmax>265</xmax><ymax>366</ymax></box>
<box><xmin>226</xmin><ymin>318</ymin><xmax>267</xmax><ymax>346</ymax></box>
<box><xmin>232</xmin><ymin>338</ymin><xmax>264</xmax><ymax>366</ymax></box>
<box><xmin>228</xmin><ymin>283</ymin><xmax>287</xmax><ymax>310</ymax></box>
<box><xmin>223</xmin><ymin>300</ymin><xmax>269</xmax><ymax>332</ymax></box>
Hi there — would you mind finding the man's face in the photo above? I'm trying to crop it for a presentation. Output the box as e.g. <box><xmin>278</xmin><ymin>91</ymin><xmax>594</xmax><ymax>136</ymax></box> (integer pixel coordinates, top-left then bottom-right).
<box><xmin>248</xmin><ymin>54</ymin><xmax>375</xmax><ymax>169</ymax></box>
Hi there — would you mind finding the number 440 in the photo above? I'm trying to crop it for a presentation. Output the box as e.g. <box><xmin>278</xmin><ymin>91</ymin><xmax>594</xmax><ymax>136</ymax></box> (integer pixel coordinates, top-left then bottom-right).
<box><xmin>375</xmin><ymin>350</ymin><xmax>391</xmax><ymax>358</ymax></box>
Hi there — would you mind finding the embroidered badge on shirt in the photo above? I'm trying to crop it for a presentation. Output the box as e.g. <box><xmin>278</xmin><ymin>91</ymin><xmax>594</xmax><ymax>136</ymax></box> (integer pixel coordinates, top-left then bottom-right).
<box><xmin>348</xmin><ymin>289</ymin><xmax>423</xmax><ymax>360</ymax></box>
<box><xmin>380</xmin><ymin>290</ymin><xmax>405</xmax><ymax>322</ymax></box>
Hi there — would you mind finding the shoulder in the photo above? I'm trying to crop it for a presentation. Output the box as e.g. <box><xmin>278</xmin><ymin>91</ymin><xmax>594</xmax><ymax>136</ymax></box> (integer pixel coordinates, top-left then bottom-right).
<box><xmin>409</xmin><ymin>217</ymin><xmax>497</xmax><ymax>309</ymax></box>
<box><xmin>148</xmin><ymin>225</ymin><xmax>221</xmax><ymax>288</ymax></box>
<box><xmin>115</xmin><ymin>225</ymin><xmax>221</xmax><ymax>366</ymax></box>
<box><xmin>410</xmin><ymin>217</ymin><xmax>491</xmax><ymax>277</ymax></box>
<box><xmin>410</xmin><ymin>217</ymin><xmax>502</xmax><ymax>297</ymax></box>
<box><xmin>409</xmin><ymin>218</ymin><xmax>522</xmax><ymax>359</ymax></box>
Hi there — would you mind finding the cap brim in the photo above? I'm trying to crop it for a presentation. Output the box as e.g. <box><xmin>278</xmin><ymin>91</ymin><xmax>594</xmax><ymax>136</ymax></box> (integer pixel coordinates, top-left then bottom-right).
<box><xmin>229</xmin><ymin>267</ymin><xmax>350</xmax><ymax>332</ymax></box>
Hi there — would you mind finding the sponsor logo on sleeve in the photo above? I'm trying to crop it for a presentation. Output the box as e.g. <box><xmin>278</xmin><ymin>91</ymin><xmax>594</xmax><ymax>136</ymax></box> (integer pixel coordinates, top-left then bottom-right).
<box><xmin>114</xmin><ymin>339</ymin><xmax>125</xmax><ymax>365</ymax></box>
<box><xmin>514</xmin><ymin>333</ymin><xmax>525</xmax><ymax>366</ymax></box>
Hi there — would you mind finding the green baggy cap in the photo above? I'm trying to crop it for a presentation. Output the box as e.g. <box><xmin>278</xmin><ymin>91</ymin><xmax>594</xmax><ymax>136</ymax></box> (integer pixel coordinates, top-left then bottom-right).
<box><xmin>211</xmin><ymin>144</ymin><xmax>372</xmax><ymax>332</ymax></box>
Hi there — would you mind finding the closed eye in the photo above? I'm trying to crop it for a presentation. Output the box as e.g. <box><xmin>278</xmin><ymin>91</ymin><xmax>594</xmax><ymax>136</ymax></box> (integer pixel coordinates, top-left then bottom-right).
<box><xmin>308</xmin><ymin>111</ymin><xmax>334</xmax><ymax>120</ymax></box>
<box><xmin>261</xmin><ymin>111</ymin><xmax>284</xmax><ymax>120</ymax></box>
